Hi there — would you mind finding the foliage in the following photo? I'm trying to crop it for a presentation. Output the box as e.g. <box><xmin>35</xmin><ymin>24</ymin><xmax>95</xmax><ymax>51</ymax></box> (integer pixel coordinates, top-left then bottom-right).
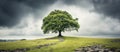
<box><xmin>41</xmin><ymin>10</ymin><xmax>80</xmax><ymax>34</ymax></box>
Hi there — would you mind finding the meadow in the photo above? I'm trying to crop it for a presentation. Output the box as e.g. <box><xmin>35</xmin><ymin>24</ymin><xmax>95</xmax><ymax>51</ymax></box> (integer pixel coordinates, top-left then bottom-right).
<box><xmin>0</xmin><ymin>36</ymin><xmax>120</xmax><ymax>52</ymax></box>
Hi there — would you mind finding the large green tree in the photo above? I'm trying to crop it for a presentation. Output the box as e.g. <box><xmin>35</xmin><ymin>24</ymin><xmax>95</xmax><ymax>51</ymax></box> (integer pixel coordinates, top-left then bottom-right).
<box><xmin>41</xmin><ymin>10</ymin><xmax>80</xmax><ymax>37</ymax></box>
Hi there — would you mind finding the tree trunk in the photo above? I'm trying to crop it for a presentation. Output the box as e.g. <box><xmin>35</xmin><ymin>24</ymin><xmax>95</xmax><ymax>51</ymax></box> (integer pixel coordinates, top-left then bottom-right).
<box><xmin>58</xmin><ymin>30</ymin><xmax>62</xmax><ymax>37</ymax></box>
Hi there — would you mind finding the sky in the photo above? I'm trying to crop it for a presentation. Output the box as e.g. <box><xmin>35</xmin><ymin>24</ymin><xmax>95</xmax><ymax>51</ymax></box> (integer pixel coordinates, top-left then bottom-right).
<box><xmin>0</xmin><ymin>0</ymin><xmax>120</xmax><ymax>39</ymax></box>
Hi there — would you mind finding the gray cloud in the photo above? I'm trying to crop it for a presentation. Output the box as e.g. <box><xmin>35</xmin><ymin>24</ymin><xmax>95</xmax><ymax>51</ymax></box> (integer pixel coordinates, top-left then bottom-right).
<box><xmin>61</xmin><ymin>0</ymin><xmax>120</xmax><ymax>20</ymax></box>
<box><xmin>0</xmin><ymin>0</ymin><xmax>56</xmax><ymax>27</ymax></box>
<box><xmin>0</xmin><ymin>0</ymin><xmax>120</xmax><ymax>38</ymax></box>
<box><xmin>62</xmin><ymin>0</ymin><xmax>93</xmax><ymax>9</ymax></box>
<box><xmin>92</xmin><ymin>0</ymin><xmax>120</xmax><ymax>20</ymax></box>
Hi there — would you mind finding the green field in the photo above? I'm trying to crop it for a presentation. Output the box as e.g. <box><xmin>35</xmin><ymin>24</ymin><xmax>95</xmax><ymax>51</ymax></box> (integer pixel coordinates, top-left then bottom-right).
<box><xmin>0</xmin><ymin>36</ymin><xmax>120</xmax><ymax>52</ymax></box>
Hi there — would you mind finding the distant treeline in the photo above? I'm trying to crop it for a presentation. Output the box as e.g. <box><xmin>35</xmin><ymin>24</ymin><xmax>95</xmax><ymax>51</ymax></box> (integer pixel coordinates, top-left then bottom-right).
<box><xmin>0</xmin><ymin>39</ymin><xmax>26</xmax><ymax>42</ymax></box>
<box><xmin>0</xmin><ymin>40</ymin><xmax>16</xmax><ymax>42</ymax></box>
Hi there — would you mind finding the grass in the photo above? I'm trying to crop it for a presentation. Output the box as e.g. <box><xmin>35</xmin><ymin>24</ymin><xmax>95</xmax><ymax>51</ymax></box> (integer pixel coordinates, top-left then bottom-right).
<box><xmin>0</xmin><ymin>36</ymin><xmax>120</xmax><ymax>52</ymax></box>
<box><xmin>0</xmin><ymin>38</ymin><xmax>59</xmax><ymax>50</ymax></box>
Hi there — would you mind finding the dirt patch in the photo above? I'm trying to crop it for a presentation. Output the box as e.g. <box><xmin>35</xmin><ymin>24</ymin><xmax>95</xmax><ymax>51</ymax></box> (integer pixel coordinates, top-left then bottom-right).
<box><xmin>111</xmin><ymin>39</ymin><xmax>120</xmax><ymax>42</ymax></box>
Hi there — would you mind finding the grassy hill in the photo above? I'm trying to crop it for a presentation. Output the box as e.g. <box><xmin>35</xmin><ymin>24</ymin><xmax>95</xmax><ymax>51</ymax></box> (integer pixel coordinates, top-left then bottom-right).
<box><xmin>0</xmin><ymin>36</ymin><xmax>120</xmax><ymax>52</ymax></box>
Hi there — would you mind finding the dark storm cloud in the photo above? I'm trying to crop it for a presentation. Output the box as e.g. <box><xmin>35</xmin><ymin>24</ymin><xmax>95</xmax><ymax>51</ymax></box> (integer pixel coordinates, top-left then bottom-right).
<box><xmin>0</xmin><ymin>0</ymin><xmax>56</xmax><ymax>27</ymax></box>
<box><xmin>92</xmin><ymin>0</ymin><xmax>120</xmax><ymax>20</ymax></box>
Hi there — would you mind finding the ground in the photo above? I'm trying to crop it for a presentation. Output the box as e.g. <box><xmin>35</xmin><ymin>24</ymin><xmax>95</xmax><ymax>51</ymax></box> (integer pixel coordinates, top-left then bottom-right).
<box><xmin>0</xmin><ymin>36</ymin><xmax>120</xmax><ymax>52</ymax></box>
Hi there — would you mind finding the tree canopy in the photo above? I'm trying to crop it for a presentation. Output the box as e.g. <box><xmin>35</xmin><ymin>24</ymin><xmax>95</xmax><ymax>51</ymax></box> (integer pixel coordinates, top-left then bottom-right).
<box><xmin>41</xmin><ymin>10</ymin><xmax>80</xmax><ymax>37</ymax></box>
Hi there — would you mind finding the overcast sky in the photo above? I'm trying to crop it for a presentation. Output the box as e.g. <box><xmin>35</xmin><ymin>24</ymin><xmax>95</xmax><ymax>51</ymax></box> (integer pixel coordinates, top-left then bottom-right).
<box><xmin>0</xmin><ymin>0</ymin><xmax>120</xmax><ymax>39</ymax></box>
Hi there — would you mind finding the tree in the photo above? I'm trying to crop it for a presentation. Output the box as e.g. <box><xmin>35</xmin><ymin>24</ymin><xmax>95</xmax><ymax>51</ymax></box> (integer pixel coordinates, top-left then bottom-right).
<box><xmin>41</xmin><ymin>10</ymin><xmax>80</xmax><ymax>37</ymax></box>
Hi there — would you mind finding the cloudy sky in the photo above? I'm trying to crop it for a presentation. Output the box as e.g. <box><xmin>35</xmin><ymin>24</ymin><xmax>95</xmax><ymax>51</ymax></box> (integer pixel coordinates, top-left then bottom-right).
<box><xmin>0</xmin><ymin>0</ymin><xmax>120</xmax><ymax>39</ymax></box>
